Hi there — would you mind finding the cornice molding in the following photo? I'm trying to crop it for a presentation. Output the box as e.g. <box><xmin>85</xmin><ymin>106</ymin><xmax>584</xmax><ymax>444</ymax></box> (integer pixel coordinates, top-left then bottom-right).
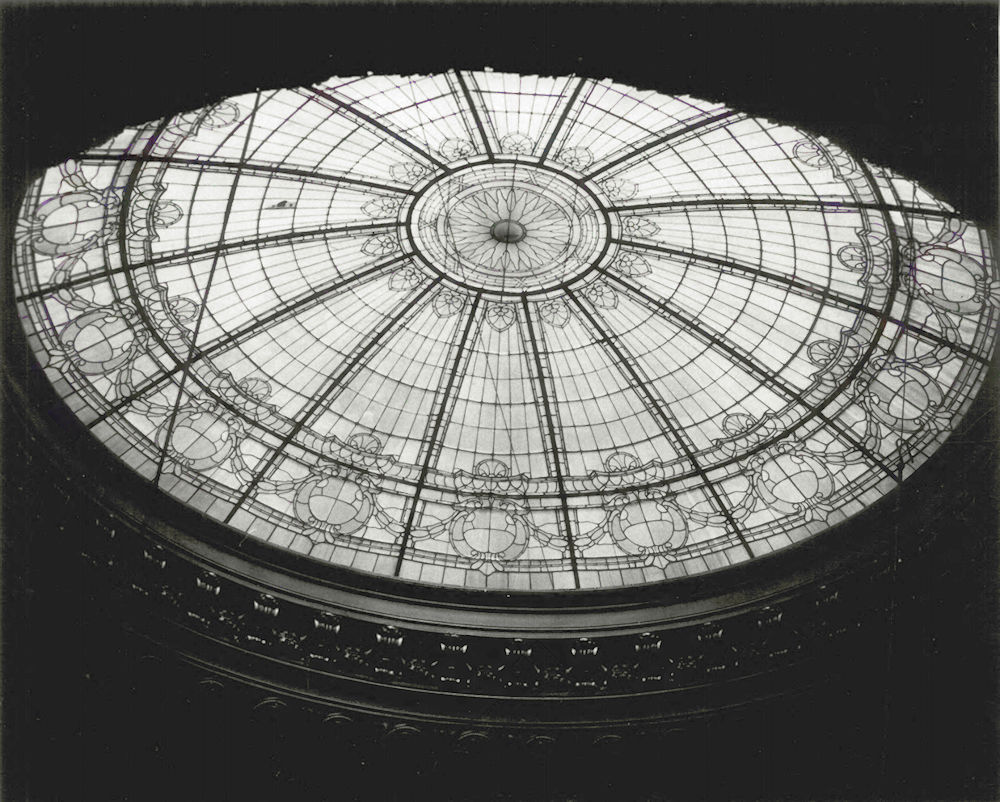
<box><xmin>4</xmin><ymin>258</ymin><xmax>996</xmax><ymax>728</ymax></box>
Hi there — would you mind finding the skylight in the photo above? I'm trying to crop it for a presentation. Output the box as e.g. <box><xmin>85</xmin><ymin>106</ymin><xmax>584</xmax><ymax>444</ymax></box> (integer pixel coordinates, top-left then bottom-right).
<box><xmin>13</xmin><ymin>71</ymin><xmax>997</xmax><ymax>590</ymax></box>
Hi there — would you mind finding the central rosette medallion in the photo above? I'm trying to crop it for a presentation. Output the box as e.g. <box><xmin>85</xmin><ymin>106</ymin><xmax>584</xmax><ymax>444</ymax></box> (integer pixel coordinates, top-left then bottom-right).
<box><xmin>405</xmin><ymin>162</ymin><xmax>615</xmax><ymax>295</ymax></box>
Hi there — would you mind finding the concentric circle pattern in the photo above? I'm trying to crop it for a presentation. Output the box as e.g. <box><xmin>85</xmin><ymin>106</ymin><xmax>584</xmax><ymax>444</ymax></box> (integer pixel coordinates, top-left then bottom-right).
<box><xmin>408</xmin><ymin>162</ymin><xmax>614</xmax><ymax>293</ymax></box>
<box><xmin>12</xmin><ymin>71</ymin><xmax>998</xmax><ymax>590</ymax></box>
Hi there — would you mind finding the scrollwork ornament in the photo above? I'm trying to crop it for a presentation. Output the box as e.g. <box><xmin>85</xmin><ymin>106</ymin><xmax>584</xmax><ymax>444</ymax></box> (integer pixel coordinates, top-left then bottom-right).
<box><xmin>289</xmin><ymin>466</ymin><xmax>377</xmax><ymax>541</ymax></box>
<box><xmin>745</xmin><ymin>442</ymin><xmax>837</xmax><ymax>524</ymax></box>
<box><xmin>599</xmin><ymin>177</ymin><xmax>638</xmax><ymax>201</ymax></box>
<box><xmin>604</xmin><ymin>491</ymin><xmax>689</xmax><ymax>557</ymax></box>
<box><xmin>582</xmin><ymin>281</ymin><xmax>618</xmax><ymax>309</ymax></box>
<box><xmin>362</xmin><ymin>232</ymin><xmax>401</xmax><ymax>257</ymax></box>
<box><xmin>609</xmin><ymin>251</ymin><xmax>652</xmax><ymax>278</ymax></box>
<box><xmin>19</xmin><ymin>159</ymin><xmax>120</xmax><ymax>257</ymax></box>
<box><xmin>448</xmin><ymin>496</ymin><xmax>530</xmax><ymax>572</ymax></box>
<box><xmin>499</xmin><ymin>133</ymin><xmax>533</xmax><ymax>155</ymax></box>
<box><xmin>156</xmin><ymin>402</ymin><xmax>247</xmax><ymax>477</ymax></box>
<box><xmin>432</xmin><ymin>289</ymin><xmax>466</xmax><ymax>318</ymax></box>
<box><xmin>589</xmin><ymin>451</ymin><xmax>675</xmax><ymax>490</ymax></box>
<box><xmin>438</xmin><ymin>138</ymin><xmax>475</xmax><ymax>162</ymax></box>
<box><xmin>905</xmin><ymin>244</ymin><xmax>998</xmax><ymax>315</ymax></box>
<box><xmin>622</xmin><ymin>216</ymin><xmax>660</xmax><ymax>239</ymax></box>
<box><xmin>454</xmin><ymin>458</ymin><xmax>529</xmax><ymax>495</ymax></box>
<box><xmin>714</xmin><ymin>411</ymin><xmax>784</xmax><ymax>457</ymax></box>
<box><xmin>856</xmin><ymin>356</ymin><xmax>950</xmax><ymax>435</ymax></box>
<box><xmin>324</xmin><ymin>431</ymin><xmax>396</xmax><ymax>470</ymax></box>
<box><xmin>390</xmin><ymin>162</ymin><xmax>430</xmax><ymax>184</ymax></box>
<box><xmin>128</xmin><ymin>182</ymin><xmax>184</xmax><ymax>241</ymax></box>
<box><xmin>362</xmin><ymin>196</ymin><xmax>403</xmax><ymax>219</ymax></box>
<box><xmin>205</xmin><ymin>372</ymin><xmax>280</xmax><ymax>424</ymax></box>
<box><xmin>792</xmin><ymin>138</ymin><xmax>861</xmax><ymax>180</ymax></box>
<box><xmin>837</xmin><ymin>228</ymin><xmax>891</xmax><ymax>288</ymax></box>
<box><xmin>169</xmin><ymin>101</ymin><xmax>241</xmax><ymax>136</ymax></box>
<box><xmin>53</xmin><ymin>304</ymin><xmax>145</xmax><ymax>376</ymax></box>
<box><xmin>388</xmin><ymin>264</ymin><xmax>425</xmax><ymax>292</ymax></box>
<box><xmin>485</xmin><ymin>304</ymin><xmax>517</xmax><ymax>332</ymax></box>
<box><xmin>142</xmin><ymin>286</ymin><xmax>199</xmax><ymax>333</ymax></box>
<box><xmin>555</xmin><ymin>146</ymin><xmax>594</xmax><ymax>171</ymax></box>
<box><xmin>536</xmin><ymin>299</ymin><xmax>572</xmax><ymax>329</ymax></box>
<box><xmin>805</xmin><ymin>322</ymin><xmax>874</xmax><ymax>393</ymax></box>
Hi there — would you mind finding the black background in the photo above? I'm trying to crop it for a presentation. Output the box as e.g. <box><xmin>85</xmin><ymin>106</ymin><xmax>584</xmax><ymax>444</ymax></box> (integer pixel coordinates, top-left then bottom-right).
<box><xmin>2</xmin><ymin>3</ymin><xmax>997</xmax><ymax>226</ymax></box>
<box><xmin>2</xmin><ymin>4</ymin><xmax>998</xmax><ymax>800</ymax></box>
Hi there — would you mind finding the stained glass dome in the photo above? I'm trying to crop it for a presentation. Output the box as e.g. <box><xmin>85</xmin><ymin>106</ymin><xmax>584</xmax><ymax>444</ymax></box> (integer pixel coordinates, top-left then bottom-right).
<box><xmin>12</xmin><ymin>71</ymin><xmax>998</xmax><ymax>591</ymax></box>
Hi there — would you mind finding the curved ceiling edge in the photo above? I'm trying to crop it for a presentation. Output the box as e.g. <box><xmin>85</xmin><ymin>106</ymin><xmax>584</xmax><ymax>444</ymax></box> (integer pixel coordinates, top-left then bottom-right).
<box><xmin>4</xmin><ymin>323</ymin><xmax>991</xmax><ymax>635</ymax></box>
<box><xmin>7</xmin><ymin>69</ymin><xmax>998</xmax><ymax>606</ymax></box>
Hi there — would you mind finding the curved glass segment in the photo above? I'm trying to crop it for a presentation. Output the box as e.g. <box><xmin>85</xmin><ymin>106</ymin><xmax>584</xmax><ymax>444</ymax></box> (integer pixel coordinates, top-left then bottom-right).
<box><xmin>12</xmin><ymin>71</ymin><xmax>998</xmax><ymax>590</ymax></box>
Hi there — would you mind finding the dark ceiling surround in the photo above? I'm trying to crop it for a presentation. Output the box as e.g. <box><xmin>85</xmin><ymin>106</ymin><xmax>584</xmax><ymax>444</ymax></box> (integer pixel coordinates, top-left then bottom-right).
<box><xmin>4</xmin><ymin>219</ymin><xmax>996</xmax><ymax>729</ymax></box>
<box><xmin>2</xmin><ymin>9</ymin><xmax>997</xmax><ymax>797</ymax></box>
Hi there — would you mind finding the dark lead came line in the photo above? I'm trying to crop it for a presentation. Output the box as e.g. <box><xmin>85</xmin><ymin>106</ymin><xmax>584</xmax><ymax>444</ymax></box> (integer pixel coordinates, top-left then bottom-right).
<box><xmin>17</xmin><ymin>221</ymin><xmax>400</xmax><ymax>304</ymax></box>
<box><xmin>603</xmin><ymin>271</ymin><xmax>901</xmax><ymax>483</ymax></box>
<box><xmin>539</xmin><ymin>77</ymin><xmax>588</xmax><ymax>163</ymax></box>
<box><xmin>225</xmin><ymin>280</ymin><xmax>440</xmax><ymax>523</ymax></box>
<box><xmin>308</xmin><ymin>86</ymin><xmax>448</xmax><ymax>171</ymax></box>
<box><xmin>79</xmin><ymin>153</ymin><xmax>414</xmax><ymax>197</ymax></box>
<box><xmin>584</xmin><ymin>110</ymin><xmax>740</xmax><ymax>181</ymax></box>
<box><xmin>452</xmin><ymin>70</ymin><xmax>494</xmax><ymax>160</ymax></box>
<box><xmin>395</xmin><ymin>294</ymin><xmax>483</xmax><ymax>576</ymax></box>
<box><xmin>89</xmin><ymin>254</ymin><xmax>412</xmax><ymax>427</ymax></box>
<box><xmin>521</xmin><ymin>297</ymin><xmax>580</xmax><ymax>588</ymax></box>
<box><xmin>567</xmin><ymin>289</ymin><xmax>754</xmax><ymax>558</ymax></box>
<box><xmin>155</xmin><ymin>90</ymin><xmax>265</xmax><ymax>483</ymax></box>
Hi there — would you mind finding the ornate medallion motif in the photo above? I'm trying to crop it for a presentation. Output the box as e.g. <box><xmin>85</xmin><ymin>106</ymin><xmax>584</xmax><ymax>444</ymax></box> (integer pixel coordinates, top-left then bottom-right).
<box><xmin>405</xmin><ymin>162</ymin><xmax>617</xmax><ymax>295</ymax></box>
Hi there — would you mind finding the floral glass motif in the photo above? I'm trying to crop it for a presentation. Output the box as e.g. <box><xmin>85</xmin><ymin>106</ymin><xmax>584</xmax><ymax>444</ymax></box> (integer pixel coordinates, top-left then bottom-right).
<box><xmin>12</xmin><ymin>72</ymin><xmax>997</xmax><ymax>591</ymax></box>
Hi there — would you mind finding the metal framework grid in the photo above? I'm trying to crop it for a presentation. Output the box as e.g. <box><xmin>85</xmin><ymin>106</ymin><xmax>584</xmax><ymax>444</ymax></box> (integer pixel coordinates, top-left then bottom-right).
<box><xmin>13</xmin><ymin>71</ymin><xmax>998</xmax><ymax>590</ymax></box>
